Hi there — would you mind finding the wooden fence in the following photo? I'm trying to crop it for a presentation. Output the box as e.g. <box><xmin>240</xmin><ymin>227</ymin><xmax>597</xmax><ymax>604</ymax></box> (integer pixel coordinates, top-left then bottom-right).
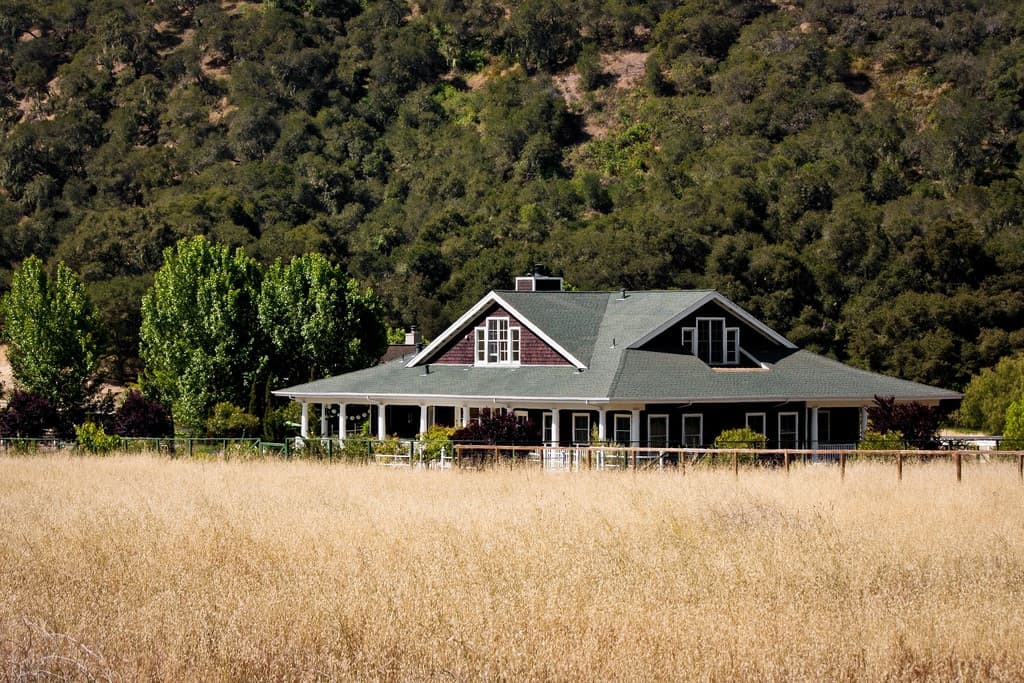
<box><xmin>450</xmin><ymin>444</ymin><xmax>1024</xmax><ymax>482</ymax></box>
<box><xmin>6</xmin><ymin>436</ymin><xmax>1022</xmax><ymax>482</ymax></box>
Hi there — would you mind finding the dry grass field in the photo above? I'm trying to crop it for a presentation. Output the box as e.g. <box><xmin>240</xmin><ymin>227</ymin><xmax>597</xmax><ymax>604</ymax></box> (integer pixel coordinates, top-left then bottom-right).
<box><xmin>1</xmin><ymin>455</ymin><xmax>1023</xmax><ymax>681</ymax></box>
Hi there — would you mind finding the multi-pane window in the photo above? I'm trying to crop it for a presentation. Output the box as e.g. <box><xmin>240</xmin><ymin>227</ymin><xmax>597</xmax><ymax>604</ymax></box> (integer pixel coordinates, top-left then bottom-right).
<box><xmin>682</xmin><ymin>317</ymin><xmax>739</xmax><ymax>366</ymax></box>
<box><xmin>474</xmin><ymin>317</ymin><xmax>521</xmax><ymax>365</ymax></box>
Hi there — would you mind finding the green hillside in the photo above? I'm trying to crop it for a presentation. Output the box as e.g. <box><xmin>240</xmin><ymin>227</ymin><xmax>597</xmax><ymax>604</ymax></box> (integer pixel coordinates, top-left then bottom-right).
<box><xmin>2</xmin><ymin>0</ymin><xmax>1023</xmax><ymax>391</ymax></box>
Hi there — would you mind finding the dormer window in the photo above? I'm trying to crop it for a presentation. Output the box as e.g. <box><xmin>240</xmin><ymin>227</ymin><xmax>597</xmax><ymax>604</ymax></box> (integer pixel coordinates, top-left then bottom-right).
<box><xmin>682</xmin><ymin>318</ymin><xmax>739</xmax><ymax>365</ymax></box>
<box><xmin>475</xmin><ymin>317</ymin><xmax>521</xmax><ymax>365</ymax></box>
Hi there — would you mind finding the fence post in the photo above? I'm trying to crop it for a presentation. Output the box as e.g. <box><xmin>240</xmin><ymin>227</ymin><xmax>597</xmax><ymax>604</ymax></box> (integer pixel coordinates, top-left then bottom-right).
<box><xmin>456</xmin><ymin>445</ymin><xmax>461</xmax><ymax>469</ymax></box>
<box><xmin>897</xmin><ymin>452</ymin><xmax>903</xmax><ymax>482</ymax></box>
<box><xmin>955</xmin><ymin>451</ymin><xmax>962</xmax><ymax>482</ymax></box>
<box><xmin>733</xmin><ymin>451</ymin><xmax>738</xmax><ymax>478</ymax></box>
<box><xmin>839</xmin><ymin>451</ymin><xmax>846</xmax><ymax>480</ymax></box>
<box><xmin>632</xmin><ymin>448</ymin><xmax>638</xmax><ymax>471</ymax></box>
<box><xmin>784</xmin><ymin>451</ymin><xmax>790</xmax><ymax>474</ymax></box>
<box><xmin>188</xmin><ymin>438</ymin><xmax>193</xmax><ymax>459</ymax></box>
<box><xmin>587</xmin><ymin>447</ymin><xmax>592</xmax><ymax>470</ymax></box>
<box><xmin>1019</xmin><ymin>453</ymin><xmax>1023</xmax><ymax>481</ymax></box>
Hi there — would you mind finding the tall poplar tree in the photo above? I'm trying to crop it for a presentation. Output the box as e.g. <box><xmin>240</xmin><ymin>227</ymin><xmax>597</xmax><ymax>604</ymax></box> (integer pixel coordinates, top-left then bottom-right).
<box><xmin>139</xmin><ymin>236</ymin><xmax>262</xmax><ymax>433</ymax></box>
<box><xmin>0</xmin><ymin>256</ymin><xmax>100</xmax><ymax>417</ymax></box>
<box><xmin>258</xmin><ymin>252</ymin><xmax>387</xmax><ymax>385</ymax></box>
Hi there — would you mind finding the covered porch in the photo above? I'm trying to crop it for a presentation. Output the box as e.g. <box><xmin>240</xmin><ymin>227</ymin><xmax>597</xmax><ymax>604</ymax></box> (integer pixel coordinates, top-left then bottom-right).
<box><xmin>291</xmin><ymin>397</ymin><xmax>874</xmax><ymax>449</ymax></box>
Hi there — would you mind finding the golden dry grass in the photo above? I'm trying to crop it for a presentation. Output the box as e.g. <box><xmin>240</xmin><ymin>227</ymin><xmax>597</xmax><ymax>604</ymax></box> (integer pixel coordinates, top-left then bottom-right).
<box><xmin>1</xmin><ymin>455</ymin><xmax>1023</xmax><ymax>681</ymax></box>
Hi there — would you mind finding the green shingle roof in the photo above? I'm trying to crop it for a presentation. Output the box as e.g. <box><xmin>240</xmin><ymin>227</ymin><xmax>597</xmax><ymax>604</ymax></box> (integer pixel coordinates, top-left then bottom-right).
<box><xmin>274</xmin><ymin>290</ymin><xmax>961</xmax><ymax>404</ymax></box>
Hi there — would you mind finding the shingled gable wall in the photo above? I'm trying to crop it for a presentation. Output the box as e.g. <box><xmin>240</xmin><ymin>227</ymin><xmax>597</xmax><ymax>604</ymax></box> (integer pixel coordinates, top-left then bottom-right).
<box><xmin>428</xmin><ymin>304</ymin><xmax>572</xmax><ymax>366</ymax></box>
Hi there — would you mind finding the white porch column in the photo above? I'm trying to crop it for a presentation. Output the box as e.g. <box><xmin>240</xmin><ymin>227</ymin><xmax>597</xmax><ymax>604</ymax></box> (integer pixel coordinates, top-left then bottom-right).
<box><xmin>630</xmin><ymin>409</ymin><xmax>640</xmax><ymax>447</ymax></box>
<box><xmin>300</xmin><ymin>402</ymin><xmax>309</xmax><ymax>438</ymax></box>
<box><xmin>320</xmin><ymin>403</ymin><xmax>328</xmax><ymax>438</ymax></box>
<box><xmin>460</xmin><ymin>405</ymin><xmax>469</xmax><ymax>428</ymax></box>
<box><xmin>597</xmin><ymin>408</ymin><xmax>607</xmax><ymax>443</ymax></box>
<box><xmin>860</xmin><ymin>406</ymin><xmax>869</xmax><ymax>437</ymax></box>
<box><xmin>419</xmin><ymin>404</ymin><xmax>429</xmax><ymax>435</ymax></box>
<box><xmin>377</xmin><ymin>405</ymin><xmax>387</xmax><ymax>440</ymax></box>
<box><xmin>551</xmin><ymin>409</ymin><xmax>560</xmax><ymax>446</ymax></box>
<box><xmin>810</xmin><ymin>406</ymin><xmax>819</xmax><ymax>450</ymax></box>
<box><xmin>339</xmin><ymin>403</ymin><xmax>347</xmax><ymax>439</ymax></box>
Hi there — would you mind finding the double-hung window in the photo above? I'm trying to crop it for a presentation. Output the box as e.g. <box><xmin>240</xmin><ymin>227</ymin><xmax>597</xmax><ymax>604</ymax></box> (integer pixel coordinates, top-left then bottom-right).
<box><xmin>682</xmin><ymin>317</ymin><xmax>740</xmax><ymax>366</ymax></box>
<box><xmin>681</xmin><ymin>414</ymin><xmax>703</xmax><ymax>447</ymax></box>
<box><xmin>778</xmin><ymin>412</ymin><xmax>799</xmax><ymax>449</ymax></box>
<box><xmin>474</xmin><ymin>316</ymin><xmax>521</xmax><ymax>365</ymax></box>
<box><xmin>745</xmin><ymin>412</ymin><xmax>766</xmax><ymax>436</ymax></box>
<box><xmin>572</xmin><ymin>413</ymin><xmax>591</xmax><ymax>445</ymax></box>
<box><xmin>613</xmin><ymin>414</ymin><xmax>632</xmax><ymax>445</ymax></box>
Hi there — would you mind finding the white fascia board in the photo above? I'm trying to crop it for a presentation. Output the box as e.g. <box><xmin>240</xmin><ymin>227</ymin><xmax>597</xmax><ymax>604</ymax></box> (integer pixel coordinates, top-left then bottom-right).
<box><xmin>271</xmin><ymin>391</ymin><xmax>953</xmax><ymax>405</ymax></box>
<box><xmin>272</xmin><ymin>391</ymin><xmax>611</xmax><ymax>405</ymax></box>
<box><xmin>628</xmin><ymin>291</ymin><xmax>796</xmax><ymax>350</ymax></box>
<box><xmin>404</xmin><ymin>291</ymin><xmax>587</xmax><ymax>370</ymax></box>
<box><xmin>621</xmin><ymin>394</ymin><xmax>956</xmax><ymax>405</ymax></box>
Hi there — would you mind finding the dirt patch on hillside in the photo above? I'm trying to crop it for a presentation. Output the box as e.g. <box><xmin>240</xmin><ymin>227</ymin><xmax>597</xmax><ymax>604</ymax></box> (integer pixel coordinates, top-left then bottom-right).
<box><xmin>554</xmin><ymin>50</ymin><xmax>648</xmax><ymax>105</ymax></box>
<box><xmin>551</xmin><ymin>51</ymin><xmax>649</xmax><ymax>139</ymax></box>
<box><xmin>603</xmin><ymin>51</ymin><xmax>648</xmax><ymax>90</ymax></box>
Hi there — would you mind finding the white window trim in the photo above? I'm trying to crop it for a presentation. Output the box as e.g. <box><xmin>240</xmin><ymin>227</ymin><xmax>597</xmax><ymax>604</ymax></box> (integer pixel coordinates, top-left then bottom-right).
<box><xmin>572</xmin><ymin>412</ymin><xmax>591</xmax><ymax>445</ymax></box>
<box><xmin>474</xmin><ymin>316</ymin><xmax>522</xmax><ymax>366</ymax></box>
<box><xmin>778</xmin><ymin>411</ymin><xmax>799</xmax><ymax>447</ymax></box>
<box><xmin>725</xmin><ymin>327</ymin><xmax>739</xmax><ymax>364</ymax></box>
<box><xmin>745</xmin><ymin>412</ymin><xmax>766</xmax><ymax>435</ymax></box>
<box><xmin>542</xmin><ymin>412</ymin><xmax>554</xmax><ymax>445</ymax></box>
<box><xmin>681</xmin><ymin>413</ymin><xmax>703</xmax><ymax>448</ymax></box>
<box><xmin>613</xmin><ymin>414</ymin><xmax>632</xmax><ymax>445</ymax></box>
<box><xmin>682</xmin><ymin>317</ymin><xmax>740</xmax><ymax>366</ymax></box>
<box><xmin>681</xmin><ymin>327</ymin><xmax>695</xmax><ymax>354</ymax></box>
<box><xmin>648</xmin><ymin>414</ymin><xmax>669</xmax><ymax>448</ymax></box>
<box><xmin>474</xmin><ymin>328</ymin><xmax>485</xmax><ymax>363</ymax></box>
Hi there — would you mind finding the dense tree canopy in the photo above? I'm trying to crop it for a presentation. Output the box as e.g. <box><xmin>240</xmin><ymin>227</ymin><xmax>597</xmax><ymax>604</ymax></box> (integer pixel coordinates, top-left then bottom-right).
<box><xmin>258</xmin><ymin>252</ymin><xmax>387</xmax><ymax>384</ymax></box>
<box><xmin>0</xmin><ymin>255</ymin><xmax>99</xmax><ymax>418</ymax></box>
<box><xmin>139</xmin><ymin>236</ymin><xmax>262</xmax><ymax>432</ymax></box>
<box><xmin>1</xmin><ymin>0</ymin><xmax>1024</xmax><ymax>408</ymax></box>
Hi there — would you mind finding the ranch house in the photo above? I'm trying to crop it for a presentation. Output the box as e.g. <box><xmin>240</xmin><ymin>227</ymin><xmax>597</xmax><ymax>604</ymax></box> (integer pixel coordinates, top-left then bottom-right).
<box><xmin>273</xmin><ymin>272</ymin><xmax>961</xmax><ymax>449</ymax></box>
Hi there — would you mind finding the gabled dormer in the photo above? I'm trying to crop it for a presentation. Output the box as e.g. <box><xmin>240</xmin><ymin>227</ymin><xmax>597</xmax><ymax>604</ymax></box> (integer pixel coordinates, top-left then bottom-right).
<box><xmin>630</xmin><ymin>292</ymin><xmax>795</xmax><ymax>368</ymax></box>
<box><xmin>405</xmin><ymin>291</ymin><xmax>587</xmax><ymax>369</ymax></box>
